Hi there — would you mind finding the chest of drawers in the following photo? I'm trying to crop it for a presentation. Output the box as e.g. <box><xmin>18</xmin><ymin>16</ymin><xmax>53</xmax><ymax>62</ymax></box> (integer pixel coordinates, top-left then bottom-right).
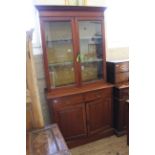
<box><xmin>106</xmin><ymin>60</ymin><xmax>129</xmax><ymax>84</ymax></box>
<box><xmin>106</xmin><ymin>60</ymin><xmax>129</xmax><ymax>136</ymax></box>
<box><xmin>113</xmin><ymin>84</ymin><xmax>129</xmax><ymax>136</ymax></box>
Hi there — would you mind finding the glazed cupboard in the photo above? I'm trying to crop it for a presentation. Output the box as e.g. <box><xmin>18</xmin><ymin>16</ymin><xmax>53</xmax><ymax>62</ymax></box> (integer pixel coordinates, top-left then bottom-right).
<box><xmin>36</xmin><ymin>5</ymin><xmax>113</xmax><ymax>147</ymax></box>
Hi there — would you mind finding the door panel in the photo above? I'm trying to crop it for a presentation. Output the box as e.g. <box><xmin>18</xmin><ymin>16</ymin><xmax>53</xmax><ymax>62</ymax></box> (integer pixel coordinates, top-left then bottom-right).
<box><xmin>43</xmin><ymin>19</ymin><xmax>76</xmax><ymax>88</ymax></box>
<box><xmin>86</xmin><ymin>98</ymin><xmax>112</xmax><ymax>135</ymax></box>
<box><xmin>55</xmin><ymin>103</ymin><xmax>87</xmax><ymax>140</ymax></box>
<box><xmin>77</xmin><ymin>20</ymin><xmax>104</xmax><ymax>83</ymax></box>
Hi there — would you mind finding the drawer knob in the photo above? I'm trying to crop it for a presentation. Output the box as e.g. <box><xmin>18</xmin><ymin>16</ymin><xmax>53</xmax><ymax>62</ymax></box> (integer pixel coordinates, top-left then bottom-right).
<box><xmin>96</xmin><ymin>94</ymin><xmax>101</xmax><ymax>98</ymax></box>
<box><xmin>66</xmin><ymin>101</ymin><xmax>70</xmax><ymax>104</ymax></box>
<box><xmin>53</xmin><ymin>100</ymin><xmax>58</xmax><ymax>103</ymax></box>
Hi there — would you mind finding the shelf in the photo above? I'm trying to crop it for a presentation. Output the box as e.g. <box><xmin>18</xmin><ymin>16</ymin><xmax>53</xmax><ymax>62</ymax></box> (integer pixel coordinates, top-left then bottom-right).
<box><xmin>46</xmin><ymin>39</ymin><xmax>72</xmax><ymax>45</ymax></box>
<box><xmin>47</xmin><ymin>38</ymin><xmax>92</xmax><ymax>44</ymax></box>
<box><xmin>81</xmin><ymin>58</ymin><xmax>103</xmax><ymax>63</ymax></box>
<box><xmin>48</xmin><ymin>61</ymin><xmax>74</xmax><ymax>67</ymax></box>
<box><xmin>48</xmin><ymin>59</ymin><xmax>103</xmax><ymax>68</ymax></box>
<box><xmin>46</xmin><ymin>37</ymin><xmax>102</xmax><ymax>46</ymax></box>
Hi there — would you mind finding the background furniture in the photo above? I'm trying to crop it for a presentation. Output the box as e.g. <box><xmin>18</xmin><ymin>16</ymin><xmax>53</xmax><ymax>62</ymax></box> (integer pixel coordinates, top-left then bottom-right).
<box><xmin>106</xmin><ymin>60</ymin><xmax>129</xmax><ymax>84</ymax></box>
<box><xmin>113</xmin><ymin>84</ymin><xmax>129</xmax><ymax>136</ymax></box>
<box><xmin>126</xmin><ymin>100</ymin><xmax>129</xmax><ymax>145</ymax></box>
<box><xmin>26</xmin><ymin>30</ymin><xmax>44</xmax><ymax>130</ymax></box>
<box><xmin>26</xmin><ymin>30</ymin><xmax>45</xmax><ymax>155</ymax></box>
<box><xmin>27</xmin><ymin>124</ymin><xmax>71</xmax><ymax>155</ymax></box>
<box><xmin>106</xmin><ymin>60</ymin><xmax>129</xmax><ymax>136</ymax></box>
<box><xmin>36</xmin><ymin>5</ymin><xmax>114</xmax><ymax>147</ymax></box>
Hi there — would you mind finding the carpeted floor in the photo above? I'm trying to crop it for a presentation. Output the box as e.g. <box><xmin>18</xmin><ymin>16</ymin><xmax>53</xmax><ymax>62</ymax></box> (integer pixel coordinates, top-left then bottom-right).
<box><xmin>70</xmin><ymin>135</ymin><xmax>129</xmax><ymax>155</ymax></box>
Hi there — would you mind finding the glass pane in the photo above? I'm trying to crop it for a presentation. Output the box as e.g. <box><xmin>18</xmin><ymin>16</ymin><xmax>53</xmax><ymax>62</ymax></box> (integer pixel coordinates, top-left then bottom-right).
<box><xmin>78</xmin><ymin>20</ymin><xmax>103</xmax><ymax>82</ymax></box>
<box><xmin>49</xmin><ymin>65</ymin><xmax>75</xmax><ymax>88</ymax></box>
<box><xmin>44</xmin><ymin>21</ymin><xmax>75</xmax><ymax>88</ymax></box>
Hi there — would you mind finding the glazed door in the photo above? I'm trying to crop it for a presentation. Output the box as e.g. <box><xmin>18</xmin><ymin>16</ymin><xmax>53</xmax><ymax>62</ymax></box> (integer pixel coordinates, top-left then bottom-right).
<box><xmin>41</xmin><ymin>18</ymin><xmax>78</xmax><ymax>89</ymax></box>
<box><xmin>76</xmin><ymin>18</ymin><xmax>106</xmax><ymax>84</ymax></box>
<box><xmin>41</xmin><ymin>17</ymin><xmax>106</xmax><ymax>89</ymax></box>
<box><xmin>86</xmin><ymin>98</ymin><xmax>112</xmax><ymax>135</ymax></box>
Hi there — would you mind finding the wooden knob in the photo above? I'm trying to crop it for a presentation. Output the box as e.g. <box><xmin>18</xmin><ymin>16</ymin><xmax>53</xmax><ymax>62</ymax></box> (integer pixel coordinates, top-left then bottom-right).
<box><xmin>53</xmin><ymin>100</ymin><xmax>58</xmax><ymax>103</ymax></box>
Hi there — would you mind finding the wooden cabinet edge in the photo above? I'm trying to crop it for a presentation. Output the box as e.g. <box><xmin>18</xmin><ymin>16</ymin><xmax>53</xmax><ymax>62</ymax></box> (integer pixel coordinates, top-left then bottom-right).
<box><xmin>46</xmin><ymin>83</ymin><xmax>114</xmax><ymax>99</ymax></box>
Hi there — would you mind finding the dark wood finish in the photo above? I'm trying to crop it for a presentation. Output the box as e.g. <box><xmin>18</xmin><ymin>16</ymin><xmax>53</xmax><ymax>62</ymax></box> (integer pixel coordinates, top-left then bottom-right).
<box><xmin>51</xmin><ymin>94</ymin><xmax>87</xmax><ymax>140</ymax></box>
<box><xmin>85</xmin><ymin>88</ymin><xmax>112</xmax><ymax>135</ymax></box>
<box><xmin>47</xmin><ymin>83</ymin><xmax>113</xmax><ymax>99</ymax></box>
<box><xmin>106</xmin><ymin>60</ymin><xmax>129</xmax><ymax>84</ymax></box>
<box><xmin>37</xmin><ymin>5</ymin><xmax>107</xmax><ymax>91</ymax></box>
<box><xmin>67</xmin><ymin>127</ymin><xmax>113</xmax><ymax>148</ymax></box>
<box><xmin>71</xmin><ymin>17</ymin><xmax>80</xmax><ymax>86</ymax></box>
<box><xmin>36</xmin><ymin>5</ymin><xmax>107</xmax><ymax>12</ymax></box>
<box><xmin>38</xmin><ymin>11</ymin><xmax>104</xmax><ymax>18</ymax></box>
<box><xmin>115</xmin><ymin>72</ymin><xmax>129</xmax><ymax>84</ymax></box>
<box><xmin>48</xmin><ymin>85</ymin><xmax>114</xmax><ymax>148</ymax></box>
<box><xmin>126</xmin><ymin>100</ymin><xmax>129</xmax><ymax>145</ymax></box>
<box><xmin>36</xmin><ymin>5</ymin><xmax>114</xmax><ymax>147</ymax></box>
<box><xmin>86</xmin><ymin>96</ymin><xmax>112</xmax><ymax>135</ymax></box>
<box><xmin>106</xmin><ymin>60</ymin><xmax>129</xmax><ymax>136</ymax></box>
<box><xmin>27</xmin><ymin>124</ymin><xmax>71</xmax><ymax>155</ymax></box>
<box><xmin>113</xmin><ymin>84</ymin><xmax>129</xmax><ymax>136</ymax></box>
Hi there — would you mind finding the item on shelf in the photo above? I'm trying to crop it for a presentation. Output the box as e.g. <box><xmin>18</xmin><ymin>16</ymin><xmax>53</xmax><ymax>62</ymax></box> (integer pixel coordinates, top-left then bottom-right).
<box><xmin>82</xmin><ymin>63</ymin><xmax>98</xmax><ymax>81</ymax></box>
<box><xmin>88</xmin><ymin>44</ymin><xmax>96</xmax><ymax>58</ymax></box>
<box><xmin>47</xmin><ymin>46</ymin><xmax>73</xmax><ymax>64</ymax></box>
<box><xmin>50</xmin><ymin>66</ymin><xmax>75</xmax><ymax>87</ymax></box>
<box><xmin>84</xmin><ymin>52</ymin><xmax>96</xmax><ymax>61</ymax></box>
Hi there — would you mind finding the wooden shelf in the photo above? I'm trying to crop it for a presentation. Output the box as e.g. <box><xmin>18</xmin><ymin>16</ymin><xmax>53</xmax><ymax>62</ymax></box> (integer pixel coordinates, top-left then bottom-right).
<box><xmin>48</xmin><ymin>61</ymin><xmax>73</xmax><ymax>67</ymax></box>
<box><xmin>46</xmin><ymin>82</ymin><xmax>113</xmax><ymax>99</ymax></box>
<box><xmin>81</xmin><ymin>58</ymin><xmax>103</xmax><ymax>63</ymax></box>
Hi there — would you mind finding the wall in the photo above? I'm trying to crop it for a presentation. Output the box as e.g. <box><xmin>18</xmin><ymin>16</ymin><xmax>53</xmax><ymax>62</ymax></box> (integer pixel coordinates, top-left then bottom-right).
<box><xmin>33</xmin><ymin>53</ymin><xmax>51</xmax><ymax>125</ymax></box>
<box><xmin>32</xmin><ymin>1</ymin><xmax>129</xmax><ymax>125</ymax></box>
<box><xmin>35</xmin><ymin>0</ymin><xmax>65</xmax><ymax>5</ymax></box>
<box><xmin>34</xmin><ymin>0</ymin><xmax>107</xmax><ymax>6</ymax></box>
<box><xmin>106</xmin><ymin>47</ymin><xmax>129</xmax><ymax>61</ymax></box>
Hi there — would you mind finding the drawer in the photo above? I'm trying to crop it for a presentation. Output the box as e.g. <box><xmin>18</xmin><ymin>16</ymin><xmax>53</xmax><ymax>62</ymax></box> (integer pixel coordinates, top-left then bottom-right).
<box><xmin>84</xmin><ymin>88</ymin><xmax>112</xmax><ymax>102</ymax></box>
<box><xmin>52</xmin><ymin>94</ymin><xmax>83</xmax><ymax>108</ymax></box>
<box><xmin>115</xmin><ymin>62</ymin><xmax>129</xmax><ymax>73</ymax></box>
<box><xmin>120</xmin><ymin>88</ymin><xmax>129</xmax><ymax>100</ymax></box>
<box><xmin>114</xmin><ymin>87</ymin><xmax>129</xmax><ymax>100</ymax></box>
<box><xmin>115</xmin><ymin>72</ymin><xmax>129</xmax><ymax>83</ymax></box>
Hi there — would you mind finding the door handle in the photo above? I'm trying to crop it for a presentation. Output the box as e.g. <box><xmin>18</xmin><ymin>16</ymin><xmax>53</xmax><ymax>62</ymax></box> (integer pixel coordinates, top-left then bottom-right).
<box><xmin>76</xmin><ymin>52</ymin><xmax>81</xmax><ymax>63</ymax></box>
<box><xmin>76</xmin><ymin>52</ymin><xmax>84</xmax><ymax>63</ymax></box>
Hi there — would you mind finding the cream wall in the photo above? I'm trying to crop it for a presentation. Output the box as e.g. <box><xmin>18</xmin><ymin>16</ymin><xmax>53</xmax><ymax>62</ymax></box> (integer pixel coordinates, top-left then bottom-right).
<box><xmin>106</xmin><ymin>47</ymin><xmax>129</xmax><ymax>61</ymax></box>
<box><xmin>34</xmin><ymin>0</ymin><xmax>107</xmax><ymax>6</ymax></box>
<box><xmin>35</xmin><ymin>0</ymin><xmax>65</xmax><ymax>5</ymax></box>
